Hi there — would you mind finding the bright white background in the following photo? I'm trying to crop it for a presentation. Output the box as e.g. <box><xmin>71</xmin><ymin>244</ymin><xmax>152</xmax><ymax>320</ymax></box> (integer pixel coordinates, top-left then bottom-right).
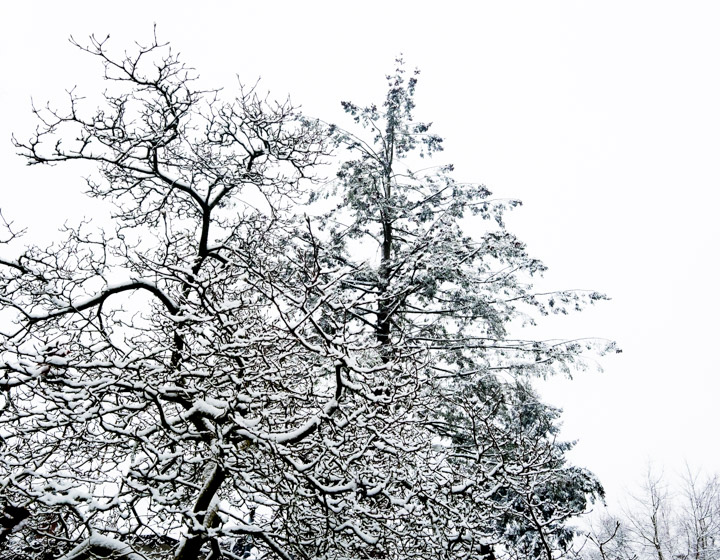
<box><xmin>2</xmin><ymin>1</ymin><xmax>719</xmax><ymax>508</ymax></box>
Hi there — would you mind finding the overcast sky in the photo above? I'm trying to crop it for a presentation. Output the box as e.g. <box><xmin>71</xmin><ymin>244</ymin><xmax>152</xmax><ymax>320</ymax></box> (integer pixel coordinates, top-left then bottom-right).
<box><xmin>2</xmin><ymin>1</ymin><xmax>719</xmax><ymax>509</ymax></box>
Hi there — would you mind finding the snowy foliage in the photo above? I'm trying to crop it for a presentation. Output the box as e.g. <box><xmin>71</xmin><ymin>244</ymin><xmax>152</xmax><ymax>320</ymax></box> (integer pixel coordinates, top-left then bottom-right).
<box><xmin>0</xmin><ymin>35</ymin><xmax>613</xmax><ymax>559</ymax></box>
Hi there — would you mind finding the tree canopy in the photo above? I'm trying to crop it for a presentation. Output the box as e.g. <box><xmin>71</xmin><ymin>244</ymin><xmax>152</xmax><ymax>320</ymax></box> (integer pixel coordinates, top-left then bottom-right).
<box><xmin>0</xmin><ymin>34</ymin><xmax>614</xmax><ymax>560</ymax></box>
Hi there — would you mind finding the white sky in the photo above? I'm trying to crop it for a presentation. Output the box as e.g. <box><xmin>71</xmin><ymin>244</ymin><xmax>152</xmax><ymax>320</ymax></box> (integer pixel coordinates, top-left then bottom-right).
<box><xmin>1</xmin><ymin>1</ymin><xmax>719</xmax><ymax>508</ymax></box>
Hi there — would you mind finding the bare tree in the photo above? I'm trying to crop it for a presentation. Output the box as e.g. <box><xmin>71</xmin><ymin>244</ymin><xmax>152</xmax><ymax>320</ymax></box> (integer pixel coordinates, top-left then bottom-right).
<box><xmin>677</xmin><ymin>467</ymin><xmax>720</xmax><ymax>560</ymax></box>
<box><xmin>0</xmin><ymin>35</ymin><xmax>612</xmax><ymax>559</ymax></box>
<box><xmin>580</xmin><ymin>466</ymin><xmax>720</xmax><ymax>560</ymax></box>
<box><xmin>582</xmin><ymin>515</ymin><xmax>639</xmax><ymax>560</ymax></box>
<box><xmin>625</xmin><ymin>469</ymin><xmax>676</xmax><ymax>560</ymax></box>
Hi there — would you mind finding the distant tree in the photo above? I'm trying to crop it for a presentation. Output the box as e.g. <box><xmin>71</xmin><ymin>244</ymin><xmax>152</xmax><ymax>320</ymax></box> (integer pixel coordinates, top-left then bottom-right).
<box><xmin>581</xmin><ymin>514</ymin><xmax>639</xmax><ymax>560</ymax></box>
<box><xmin>626</xmin><ymin>469</ymin><xmax>676</xmax><ymax>560</ymax></box>
<box><xmin>677</xmin><ymin>467</ymin><xmax>720</xmax><ymax>560</ymax></box>
<box><xmin>0</xmin><ymin>34</ymin><xmax>612</xmax><ymax>559</ymax></box>
<box><xmin>581</xmin><ymin>466</ymin><xmax>720</xmax><ymax>560</ymax></box>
